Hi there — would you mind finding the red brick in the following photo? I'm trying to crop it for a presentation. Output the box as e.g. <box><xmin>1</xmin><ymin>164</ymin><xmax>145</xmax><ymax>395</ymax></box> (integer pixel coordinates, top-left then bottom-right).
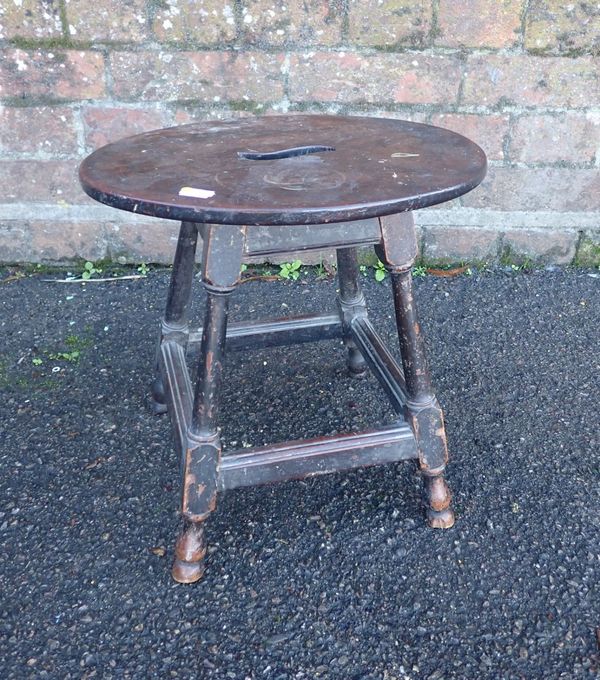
<box><xmin>422</xmin><ymin>227</ymin><xmax>499</xmax><ymax>262</ymax></box>
<box><xmin>30</xmin><ymin>221</ymin><xmax>108</xmax><ymax>262</ymax></box>
<box><xmin>82</xmin><ymin>106</ymin><xmax>170</xmax><ymax>150</ymax></box>
<box><xmin>0</xmin><ymin>160</ymin><xmax>90</xmax><ymax>204</ymax></box>
<box><xmin>0</xmin><ymin>222</ymin><xmax>31</xmax><ymax>262</ymax></box>
<box><xmin>241</xmin><ymin>0</ymin><xmax>343</xmax><ymax>46</ymax></box>
<box><xmin>171</xmin><ymin>107</ymin><xmax>281</xmax><ymax>125</ymax></box>
<box><xmin>430</xmin><ymin>113</ymin><xmax>509</xmax><ymax>161</ymax></box>
<box><xmin>289</xmin><ymin>53</ymin><xmax>461</xmax><ymax>105</ymax></box>
<box><xmin>0</xmin><ymin>50</ymin><xmax>105</xmax><ymax>100</ymax></box>
<box><xmin>525</xmin><ymin>1</ymin><xmax>600</xmax><ymax>54</ymax></box>
<box><xmin>510</xmin><ymin>113</ymin><xmax>600</xmax><ymax>164</ymax></box>
<box><xmin>153</xmin><ymin>0</ymin><xmax>236</xmax><ymax>43</ymax></box>
<box><xmin>110</xmin><ymin>51</ymin><xmax>285</xmax><ymax>102</ymax></box>
<box><xmin>462</xmin><ymin>167</ymin><xmax>600</xmax><ymax>212</ymax></box>
<box><xmin>0</xmin><ymin>106</ymin><xmax>78</xmax><ymax>156</ymax></box>
<box><xmin>437</xmin><ymin>0</ymin><xmax>523</xmax><ymax>48</ymax></box>
<box><xmin>0</xmin><ymin>0</ymin><xmax>62</xmax><ymax>40</ymax></box>
<box><xmin>106</xmin><ymin>221</ymin><xmax>180</xmax><ymax>263</ymax></box>
<box><xmin>65</xmin><ymin>0</ymin><xmax>148</xmax><ymax>42</ymax></box>
<box><xmin>347</xmin><ymin>0</ymin><xmax>431</xmax><ymax>47</ymax></box>
<box><xmin>502</xmin><ymin>229</ymin><xmax>578</xmax><ymax>264</ymax></box>
<box><xmin>462</xmin><ymin>54</ymin><xmax>598</xmax><ymax>108</ymax></box>
<box><xmin>178</xmin><ymin>108</ymin><xmax>428</xmax><ymax>127</ymax></box>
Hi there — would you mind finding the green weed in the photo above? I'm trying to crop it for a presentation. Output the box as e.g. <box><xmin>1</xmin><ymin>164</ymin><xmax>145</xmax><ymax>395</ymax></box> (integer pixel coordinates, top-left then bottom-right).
<box><xmin>81</xmin><ymin>261</ymin><xmax>103</xmax><ymax>280</ymax></box>
<box><xmin>49</xmin><ymin>350</ymin><xmax>80</xmax><ymax>363</ymax></box>
<box><xmin>374</xmin><ymin>260</ymin><xmax>386</xmax><ymax>282</ymax></box>
<box><xmin>279</xmin><ymin>260</ymin><xmax>302</xmax><ymax>280</ymax></box>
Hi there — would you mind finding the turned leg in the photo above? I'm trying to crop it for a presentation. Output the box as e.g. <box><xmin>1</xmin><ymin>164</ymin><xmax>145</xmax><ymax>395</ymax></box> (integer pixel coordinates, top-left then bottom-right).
<box><xmin>376</xmin><ymin>213</ymin><xmax>454</xmax><ymax>529</ymax></box>
<box><xmin>152</xmin><ymin>221</ymin><xmax>199</xmax><ymax>414</ymax></box>
<box><xmin>336</xmin><ymin>247</ymin><xmax>367</xmax><ymax>376</ymax></box>
<box><xmin>172</xmin><ymin>225</ymin><xmax>246</xmax><ymax>583</ymax></box>
<box><xmin>389</xmin><ymin>269</ymin><xmax>454</xmax><ymax>528</ymax></box>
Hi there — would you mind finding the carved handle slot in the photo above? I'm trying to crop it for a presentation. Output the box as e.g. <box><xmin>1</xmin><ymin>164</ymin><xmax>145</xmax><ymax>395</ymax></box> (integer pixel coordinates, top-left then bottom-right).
<box><xmin>238</xmin><ymin>145</ymin><xmax>335</xmax><ymax>161</ymax></box>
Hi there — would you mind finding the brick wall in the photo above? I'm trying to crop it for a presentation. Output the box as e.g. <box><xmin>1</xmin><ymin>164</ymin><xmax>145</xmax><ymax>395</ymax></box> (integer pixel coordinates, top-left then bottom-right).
<box><xmin>0</xmin><ymin>1</ymin><xmax>598</xmax><ymax>266</ymax></box>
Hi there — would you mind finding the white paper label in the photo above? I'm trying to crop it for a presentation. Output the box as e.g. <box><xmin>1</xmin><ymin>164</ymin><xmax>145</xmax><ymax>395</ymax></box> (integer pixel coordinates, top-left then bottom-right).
<box><xmin>178</xmin><ymin>186</ymin><xmax>215</xmax><ymax>199</ymax></box>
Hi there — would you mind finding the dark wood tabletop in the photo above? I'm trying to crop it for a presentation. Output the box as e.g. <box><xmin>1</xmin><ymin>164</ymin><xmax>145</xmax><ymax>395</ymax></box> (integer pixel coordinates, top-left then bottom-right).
<box><xmin>79</xmin><ymin>114</ymin><xmax>487</xmax><ymax>226</ymax></box>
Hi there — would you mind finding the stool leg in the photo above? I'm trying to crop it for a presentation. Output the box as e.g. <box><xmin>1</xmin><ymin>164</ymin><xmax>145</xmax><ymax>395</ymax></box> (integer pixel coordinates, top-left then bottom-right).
<box><xmin>173</xmin><ymin>285</ymin><xmax>233</xmax><ymax>583</ymax></box>
<box><xmin>390</xmin><ymin>270</ymin><xmax>455</xmax><ymax>529</ymax></box>
<box><xmin>336</xmin><ymin>247</ymin><xmax>367</xmax><ymax>376</ymax></box>
<box><xmin>172</xmin><ymin>225</ymin><xmax>245</xmax><ymax>583</ymax></box>
<box><xmin>152</xmin><ymin>221</ymin><xmax>199</xmax><ymax>414</ymax></box>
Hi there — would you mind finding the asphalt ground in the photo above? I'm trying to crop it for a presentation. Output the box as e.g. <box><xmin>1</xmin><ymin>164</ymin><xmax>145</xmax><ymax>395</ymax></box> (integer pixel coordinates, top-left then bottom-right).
<box><xmin>0</xmin><ymin>265</ymin><xmax>598</xmax><ymax>679</ymax></box>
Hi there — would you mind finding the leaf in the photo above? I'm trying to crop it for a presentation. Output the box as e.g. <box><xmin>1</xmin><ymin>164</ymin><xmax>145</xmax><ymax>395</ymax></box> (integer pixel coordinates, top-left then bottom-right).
<box><xmin>32</xmin><ymin>358</ymin><xmax>43</xmax><ymax>366</ymax></box>
<box><xmin>84</xmin><ymin>262</ymin><xmax>94</xmax><ymax>271</ymax></box>
<box><xmin>81</xmin><ymin>271</ymin><xmax>91</xmax><ymax>280</ymax></box>
<box><xmin>375</xmin><ymin>268</ymin><xmax>386</xmax><ymax>282</ymax></box>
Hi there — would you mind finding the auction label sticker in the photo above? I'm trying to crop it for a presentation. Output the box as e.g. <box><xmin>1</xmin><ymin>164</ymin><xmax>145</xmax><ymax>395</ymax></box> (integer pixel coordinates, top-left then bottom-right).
<box><xmin>178</xmin><ymin>187</ymin><xmax>215</xmax><ymax>199</ymax></box>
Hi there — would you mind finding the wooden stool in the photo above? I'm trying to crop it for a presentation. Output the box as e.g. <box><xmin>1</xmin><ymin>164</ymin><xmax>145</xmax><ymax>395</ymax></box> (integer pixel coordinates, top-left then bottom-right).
<box><xmin>79</xmin><ymin>115</ymin><xmax>487</xmax><ymax>583</ymax></box>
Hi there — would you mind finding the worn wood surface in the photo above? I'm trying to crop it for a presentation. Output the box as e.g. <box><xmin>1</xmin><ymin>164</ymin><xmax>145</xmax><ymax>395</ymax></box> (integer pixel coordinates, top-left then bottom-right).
<box><xmin>219</xmin><ymin>425</ymin><xmax>417</xmax><ymax>491</ymax></box>
<box><xmin>79</xmin><ymin>115</ymin><xmax>486</xmax><ymax>226</ymax></box>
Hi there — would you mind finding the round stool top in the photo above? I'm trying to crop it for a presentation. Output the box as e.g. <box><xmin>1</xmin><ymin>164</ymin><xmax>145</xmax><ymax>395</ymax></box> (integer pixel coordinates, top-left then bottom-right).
<box><xmin>79</xmin><ymin>115</ymin><xmax>486</xmax><ymax>226</ymax></box>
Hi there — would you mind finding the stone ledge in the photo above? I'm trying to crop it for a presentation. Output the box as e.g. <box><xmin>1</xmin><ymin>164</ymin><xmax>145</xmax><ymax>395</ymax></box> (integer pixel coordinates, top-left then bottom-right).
<box><xmin>1</xmin><ymin>204</ymin><xmax>600</xmax><ymax>230</ymax></box>
<box><xmin>1</xmin><ymin>210</ymin><xmax>598</xmax><ymax>267</ymax></box>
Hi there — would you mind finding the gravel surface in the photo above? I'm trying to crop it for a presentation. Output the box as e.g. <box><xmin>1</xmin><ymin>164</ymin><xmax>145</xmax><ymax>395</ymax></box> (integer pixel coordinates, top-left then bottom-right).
<box><xmin>0</xmin><ymin>266</ymin><xmax>598</xmax><ymax>679</ymax></box>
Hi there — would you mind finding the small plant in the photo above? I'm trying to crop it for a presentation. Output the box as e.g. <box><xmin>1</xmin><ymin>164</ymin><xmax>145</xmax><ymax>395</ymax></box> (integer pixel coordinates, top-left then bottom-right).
<box><xmin>240</xmin><ymin>263</ymin><xmax>248</xmax><ymax>274</ymax></box>
<box><xmin>359</xmin><ymin>265</ymin><xmax>368</xmax><ymax>277</ymax></box>
<box><xmin>49</xmin><ymin>350</ymin><xmax>80</xmax><ymax>363</ymax></box>
<box><xmin>81</xmin><ymin>261</ymin><xmax>102</xmax><ymax>280</ymax></box>
<box><xmin>412</xmin><ymin>265</ymin><xmax>427</xmax><ymax>278</ymax></box>
<box><xmin>137</xmin><ymin>263</ymin><xmax>150</xmax><ymax>276</ymax></box>
<box><xmin>374</xmin><ymin>260</ymin><xmax>387</xmax><ymax>282</ymax></box>
<box><xmin>279</xmin><ymin>260</ymin><xmax>302</xmax><ymax>280</ymax></box>
<box><xmin>315</xmin><ymin>257</ymin><xmax>327</xmax><ymax>278</ymax></box>
<box><xmin>35</xmin><ymin>332</ymin><xmax>91</xmax><ymax>368</ymax></box>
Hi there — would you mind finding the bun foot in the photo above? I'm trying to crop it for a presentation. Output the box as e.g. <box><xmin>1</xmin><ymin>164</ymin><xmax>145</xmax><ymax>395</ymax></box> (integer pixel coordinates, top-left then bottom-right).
<box><xmin>151</xmin><ymin>399</ymin><xmax>168</xmax><ymax>415</ymax></box>
<box><xmin>424</xmin><ymin>474</ymin><xmax>455</xmax><ymax>529</ymax></box>
<box><xmin>172</xmin><ymin>558</ymin><xmax>206</xmax><ymax>584</ymax></box>
<box><xmin>427</xmin><ymin>507</ymin><xmax>455</xmax><ymax>529</ymax></box>
<box><xmin>171</xmin><ymin>521</ymin><xmax>207</xmax><ymax>584</ymax></box>
<box><xmin>151</xmin><ymin>377</ymin><xmax>168</xmax><ymax>415</ymax></box>
<box><xmin>348</xmin><ymin>347</ymin><xmax>368</xmax><ymax>377</ymax></box>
